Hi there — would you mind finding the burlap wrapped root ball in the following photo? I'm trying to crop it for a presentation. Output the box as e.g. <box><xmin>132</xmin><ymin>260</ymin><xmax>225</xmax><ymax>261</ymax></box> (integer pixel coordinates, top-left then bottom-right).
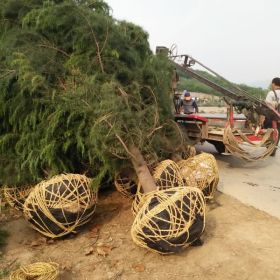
<box><xmin>23</xmin><ymin>174</ymin><xmax>97</xmax><ymax>238</ymax></box>
<box><xmin>3</xmin><ymin>185</ymin><xmax>33</xmax><ymax>211</ymax></box>
<box><xmin>132</xmin><ymin>183</ymin><xmax>150</xmax><ymax>216</ymax></box>
<box><xmin>176</xmin><ymin>161</ymin><xmax>197</xmax><ymax>187</ymax></box>
<box><xmin>114</xmin><ymin>169</ymin><xmax>138</xmax><ymax>198</ymax></box>
<box><xmin>132</xmin><ymin>160</ymin><xmax>185</xmax><ymax>216</ymax></box>
<box><xmin>153</xmin><ymin>160</ymin><xmax>184</xmax><ymax>189</ymax></box>
<box><xmin>131</xmin><ymin>187</ymin><xmax>206</xmax><ymax>254</ymax></box>
<box><xmin>178</xmin><ymin>153</ymin><xmax>219</xmax><ymax>199</ymax></box>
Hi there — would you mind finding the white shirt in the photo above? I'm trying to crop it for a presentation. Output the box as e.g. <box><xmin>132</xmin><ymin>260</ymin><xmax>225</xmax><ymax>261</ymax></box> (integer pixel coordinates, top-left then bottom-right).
<box><xmin>266</xmin><ymin>89</ymin><xmax>280</xmax><ymax>107</ymax></box>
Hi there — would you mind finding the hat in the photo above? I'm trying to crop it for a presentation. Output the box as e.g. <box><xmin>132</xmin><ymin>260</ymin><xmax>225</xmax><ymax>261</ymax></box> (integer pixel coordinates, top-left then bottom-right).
<box><xmin>183</xmin><ymin>90</ymin><xmax>191</xmax><ymax>99</ymax></box>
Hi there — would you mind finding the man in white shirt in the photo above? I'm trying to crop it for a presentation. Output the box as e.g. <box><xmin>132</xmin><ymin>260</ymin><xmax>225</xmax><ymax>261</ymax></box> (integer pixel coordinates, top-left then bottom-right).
<box><xmin>265</xmin><ymin>77</ymin><xmax>280</xmax><ymax>156</ymax></box>
<box><xmin>266</xmin><ymin>77</ymin><xmax>280</xmax><ymax>110</ymax></box>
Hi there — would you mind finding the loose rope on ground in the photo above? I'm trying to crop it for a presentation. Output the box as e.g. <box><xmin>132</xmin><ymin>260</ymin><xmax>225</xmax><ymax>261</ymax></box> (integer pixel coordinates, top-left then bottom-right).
<box><xmin>223</xmin><ymin>126</ymin><xmax>276</xmax><ymax>161</ymax></box>
<box><xmin>9</xmin><ymin>262</ymin><xmax>59</xmax><ymax>280</ymax></box>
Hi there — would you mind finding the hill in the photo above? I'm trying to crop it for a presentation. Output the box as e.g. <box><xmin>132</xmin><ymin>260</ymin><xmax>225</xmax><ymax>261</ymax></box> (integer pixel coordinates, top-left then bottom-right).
<box><xmin>177</xmin><ymin>69</ymin><xmax>267</xmax><ymax>99</ymax></box>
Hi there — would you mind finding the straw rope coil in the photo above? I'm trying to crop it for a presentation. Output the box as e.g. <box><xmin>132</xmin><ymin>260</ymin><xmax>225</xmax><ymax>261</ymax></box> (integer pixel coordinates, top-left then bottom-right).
<box><xmin>114</xmin><ymin>170</ymin><xmax>138</xmax><ymax>198</ymax></box>
<box><xmin>223</xmin><ymin>126</ymin><xmax>276</xmax><ymax>161</ymax></box>
<box><xmin>131</xmin><ymin>187</ymin><xmax>206</xmax><ymax>254</ymax></box>
<box><xmin>3</xmin><ymin>186</ymin><xmax>33</xmax><ymax>211</ymax></box>
<box><xmin>180</xmin><ymin>153</ymin><xmax>219</xmax><ymax>199</ymax></box>
<box><xmin>23</xmin><ymin>174</ymin><xmax>97</xmax><ymax>238</ymax></box>
<box><xmin>153</xmin><ymin>160</ymin><xmax>184</xmax><ymax>189</ymax></box>
<box><xmin>9</xmin><ymin>262</ymin><xmax>59</xmax><ymax>280</ymax></box>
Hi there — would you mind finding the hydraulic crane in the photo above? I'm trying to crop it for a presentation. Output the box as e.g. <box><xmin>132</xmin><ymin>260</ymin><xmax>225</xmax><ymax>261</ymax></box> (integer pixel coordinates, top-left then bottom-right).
<box><xmin>156</xmin><ymin>46</ymin><xmax>280</xmax><ymax>161</ymax></box>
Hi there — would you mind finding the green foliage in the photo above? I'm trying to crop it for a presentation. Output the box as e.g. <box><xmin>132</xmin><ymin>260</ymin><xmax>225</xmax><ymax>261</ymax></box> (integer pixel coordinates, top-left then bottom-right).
<box><xmin>0</xmin><ymin>0</ymin><xmax>176</xmax><ymax>187</ymax></box>
<box><xmin>178</xmin><ymin>70</ymin><xmax>266</xmax><ymax>99</ymax></box>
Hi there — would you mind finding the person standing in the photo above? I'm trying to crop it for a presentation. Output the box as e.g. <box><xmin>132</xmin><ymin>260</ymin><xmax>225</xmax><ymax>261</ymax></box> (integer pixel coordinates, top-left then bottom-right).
<box><xmin>265</xmin><ymin>77</ymin><xmax>280</xmax><ymax>156</ymax></box>
<box><xmin>266</xmin><ymin>77</ymin><xmax>280</xmax><ymax>111</ymax></box>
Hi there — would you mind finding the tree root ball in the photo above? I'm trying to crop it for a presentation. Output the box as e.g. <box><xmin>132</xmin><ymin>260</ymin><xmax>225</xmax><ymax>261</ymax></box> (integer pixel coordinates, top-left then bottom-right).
<box><xmin>114</xmin><ymin>169</ymin><xmax>138</xmax><ymax>198</ymax></box>
<box><xmin>131</xmin><ymin>187</ymin><xmax>206</xmax><ymax>254</ymax></box>
<box><xmin>153</xmin><ymin>160</ymin><xmax>184</xmax><ymax>189</ymax></box>
<box><xmin>23</xmin><ymin>174</ymin><xmax>97</xmax><ymax>238</ymax></box>
<box><xmin>178</xmin><ymin>153</ymin><xmax>219</xmax><ymax>199</ymax></box>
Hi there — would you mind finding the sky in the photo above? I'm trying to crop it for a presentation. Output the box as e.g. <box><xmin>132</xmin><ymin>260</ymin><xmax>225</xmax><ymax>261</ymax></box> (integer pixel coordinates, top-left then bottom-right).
<box><xmin>106</xmin><ymin>0</ymin><xmax>280</xmax><ymax>88</ymax></box>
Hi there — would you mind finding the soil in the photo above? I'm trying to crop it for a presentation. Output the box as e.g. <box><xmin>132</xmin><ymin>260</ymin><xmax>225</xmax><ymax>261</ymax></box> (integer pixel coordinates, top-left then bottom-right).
<box><xmin>1</xmin><ymin>123</ymin><xmax>280</xmax><ymax>280</ymax></box>
<box><xmin>1</xmin><ymin>186</ymin><xmax>280</xmax><ymax>280</ymax></box>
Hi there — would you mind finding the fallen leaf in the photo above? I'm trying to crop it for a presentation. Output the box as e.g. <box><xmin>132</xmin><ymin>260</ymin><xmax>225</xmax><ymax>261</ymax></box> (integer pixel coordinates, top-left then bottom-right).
<box><xmin>85</xmin><ymin>247</ymin><xmax>94</xmax><ymax>256</ymax></box>
<box><xmin>30</xmin><ymin>237</ymin><xmax>46</xmax><ymax>247</ymax></box>
<box><xmin>96</xmin><ymin>245</ymin><xmax>113</xmax><ymax>256</ymax></box>
<box><xmin>132</xmin><ymin>264</ymin><xmax>145</xmax><ymax>272</ymax></box>
<box><xmin>90</xmin><ymin>224</ymin><xmax>102</xmax><ymax>237</ymax></box>
<box><xmin>47</xmin><ymin>239</ymin><xmax>55</xmax><ymax>245</ymax></box>
<box><xmin>30</xmin><ymin>240</ymin><xmax>40</xmax><ymax>247</ymax></box>
<box><xmin>61</xmin><ymin>263</ymin><xmax>72</xmax><ymax>270</ymax></box>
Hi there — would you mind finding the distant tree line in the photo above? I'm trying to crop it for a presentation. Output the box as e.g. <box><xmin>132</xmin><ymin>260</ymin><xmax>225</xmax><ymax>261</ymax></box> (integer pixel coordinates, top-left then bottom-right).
<box><xmin>177</xmin><ymin>70</ymin><xmax>267</xmax><ymax>99</ymax></box>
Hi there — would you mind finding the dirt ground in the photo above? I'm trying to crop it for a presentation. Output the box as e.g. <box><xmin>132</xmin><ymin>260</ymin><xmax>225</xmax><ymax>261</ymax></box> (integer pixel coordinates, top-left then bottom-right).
<box><xmin>1</xmin><ymin>184</ymin><xmax>280</xmax><ymax>280</ymax></box>
<box><xmin>1</xmin><ymin>116</ymin><xmax>280</xmax><ymax>280</ymax></box>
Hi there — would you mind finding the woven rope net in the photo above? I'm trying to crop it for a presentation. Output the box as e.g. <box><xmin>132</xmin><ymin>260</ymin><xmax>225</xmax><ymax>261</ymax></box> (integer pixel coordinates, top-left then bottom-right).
<box><xmin>131</xmin><ymin>183</ymin><xmax>150</xmax><ymax>216</ymax></box>
<box><xmin>23</xmin><ymin>174</ymin><xmax>97</xmax><ymax>238</ymax></box>
<box><xmin>9</xmin><ymin>262</ymin><xmax>59</xmax><ymax>280</ymax></box>
<box><xmin>114</xmin><ymin>170</ymin><xmax>138</xmax><ymax>198</ymax></box>
<box><xmin>223</xmin><ymin>126</ymin><xmax>277</xmax><ymax>161</ymax></box>
<box><xmin>3</xmin><ymin>186</ymin><xmax>33</xmax><ymax>211</ymax></box>
<box><xmin>153</xmin><ymin>160</ymin><xmax>184</xmax><ymax>189</ymax></box>
<box><xmin>132</xmin><ymin>160</ymin><xmax>185</xmax><ymax>216</ymax></box>
<box><xmin>179</xmin><ymin>153</ymin><xmax>219</xmax><ymax>199</ymax></box>
<box><xmin>182</xmin><ymin>145</ymin><xmax>197</xmax><ymax>159</ymax></box>
<box><xmin>131</xmin><ymin>187</ymin><xmax>205</xmax><ymax>254</ymax></box>
<box><xmin>176</xmin><ymin>161</ymin><xmax>197</xmax><ymax>187</ymax></box>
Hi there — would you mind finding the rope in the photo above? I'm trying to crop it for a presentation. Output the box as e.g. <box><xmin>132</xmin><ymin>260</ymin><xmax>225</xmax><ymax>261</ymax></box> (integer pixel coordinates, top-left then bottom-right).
<box><xmin>114</xmin><ymin>171</ymin><xmax>138</xmax><ymax>198</ymax></box>
<box><xmin>132</xmin><ymin>183</ymin><xmax>149</xmax><ymax>216</ymax></box>
<box><xmin>176</xmin><ymin>161</ymin><xmax>197</xmax><ymax>187</ymax></box>
<box><xmin>3</xmin><ymin>186</ymin><xmax>33</xmax><ymax>211</ymax></box>
<box><xmin>10</xmin><ymin>262</ymin><xmax>59</xmax><ymax>280</ymax></box>
<box><xmin>132</xmin><ymin>154</ymin><xmax>218</xmax><ymax>215</ymax></box>
<box><xmin>178</xmin><ymin>153</ymin><xmax>219</xmax><ymax>199</ymax></box>
<box><xmin>23</xmin><ymin>174</ymin><xmax>97</xmax><ymax>238</ymax></box>
<box><xmin>223</xmin><ymin>126</ymin><xmax>277</xmax><ymax>161</ymax></box>
<box><xmin>153</xmin><ymin>160</ymin><xmax>184</xmax><ymax>189</ymax></box>
<box><xmin>131</xmin><ymin>187</ymin><xmax>205</xmax><ymax>254</ymax></box>
<box><xmin>132</xmin><ymin>160</ymin><xmax>185</xmax><ymax>216</ymax></box>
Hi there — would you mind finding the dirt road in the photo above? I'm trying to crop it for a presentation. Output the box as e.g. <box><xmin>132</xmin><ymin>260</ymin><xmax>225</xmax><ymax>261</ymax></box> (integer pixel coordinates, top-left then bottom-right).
<box><xmin>1</xmin><ymin>147</ymin><xmax>280</xmax><ymax>279</ymax></box>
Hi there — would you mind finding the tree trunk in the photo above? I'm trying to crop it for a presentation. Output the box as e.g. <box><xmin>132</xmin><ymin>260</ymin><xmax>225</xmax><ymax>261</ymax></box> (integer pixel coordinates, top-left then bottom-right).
<box><xmin>128</xmin><ymin>145</ymin><xmax>157</xmax><ymax>193</ymax></box>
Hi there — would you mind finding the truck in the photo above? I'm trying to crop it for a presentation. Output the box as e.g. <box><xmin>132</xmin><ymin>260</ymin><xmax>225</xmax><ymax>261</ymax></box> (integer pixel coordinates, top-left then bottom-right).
<box><xmin>156</xmin><ymin>46</ymin><xmax>280</xmax><ymax>161</ymax></box>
